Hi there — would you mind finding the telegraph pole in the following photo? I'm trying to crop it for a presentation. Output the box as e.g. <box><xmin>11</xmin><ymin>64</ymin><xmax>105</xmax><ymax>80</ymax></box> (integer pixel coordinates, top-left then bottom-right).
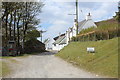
<box><xmin>39</xmin><ymin>30</ymin><xmax>46</xmax><ymax>42</ymax></box>
<box><xmin>118</xmin><ymin>1</ymin><xmax>120</xmax><ymax>22</ymax></box>
<box><xmin>118</xmin><ymin>1</ymin><xmax>120</xmax><ymax>12</ymax></box>
<box><xmin>68</xmin><ymin>0</ymin><xmax>79</xmax><ymax>35</ymax></box>
<box><xmin>76</xmin><ymin>0</ymin><xmax>79</xmax><ymax>35</ymax></box>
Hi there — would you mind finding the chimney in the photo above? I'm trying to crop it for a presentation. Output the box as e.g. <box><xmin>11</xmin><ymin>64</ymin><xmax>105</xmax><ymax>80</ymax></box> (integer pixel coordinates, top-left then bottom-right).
<box><xmin>86</xmin><ymin>13</ymin><xmax>92</xmax><ymax>20</ymax></box>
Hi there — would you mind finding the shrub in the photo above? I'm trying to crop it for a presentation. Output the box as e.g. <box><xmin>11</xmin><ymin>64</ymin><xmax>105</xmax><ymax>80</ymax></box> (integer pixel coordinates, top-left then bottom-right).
<box><xmin>71</xmin><ymin>18</ymin><xmax>119</xmax><ymax>42</ymax></box>
<box><xmin>24</xmin><ymin>38</ymin><xmax>45</xmax><ymax>54</ymax></box>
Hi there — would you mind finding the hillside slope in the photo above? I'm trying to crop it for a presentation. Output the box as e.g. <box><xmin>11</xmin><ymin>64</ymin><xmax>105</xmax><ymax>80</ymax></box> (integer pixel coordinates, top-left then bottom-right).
<box><xmin>56</xmin><ymin>37</ymin><xmax>118</xmax><ymax>77</ymax></box>
<box><xmin>79</xmin><ymin>18</ymin><xmax>118</xmax><ymax>34</ymax></box>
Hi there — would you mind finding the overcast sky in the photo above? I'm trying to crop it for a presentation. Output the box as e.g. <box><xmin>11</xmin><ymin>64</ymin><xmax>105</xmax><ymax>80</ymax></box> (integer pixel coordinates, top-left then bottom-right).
<box><xmin>37</xmin><ymin>0</ymin><xmax>118</xmax><ymax>45</ymax></box>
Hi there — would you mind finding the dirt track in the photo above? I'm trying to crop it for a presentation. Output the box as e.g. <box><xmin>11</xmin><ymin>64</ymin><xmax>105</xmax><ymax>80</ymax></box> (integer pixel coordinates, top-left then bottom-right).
<box><xmin>5</xmin><ymin>52</ymin><xmax>100</xmax><ymax>78</ymax></box>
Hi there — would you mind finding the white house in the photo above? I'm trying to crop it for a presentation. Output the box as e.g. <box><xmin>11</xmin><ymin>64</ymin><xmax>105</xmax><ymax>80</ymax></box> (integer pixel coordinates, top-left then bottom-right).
<box><xmin>44</xmin><ymin>38</ymin><xmax>51</xmax><ymax>50</ymax></box>
<box><xmin>52</xmin><ymin>13</ymin><xmax>97</xmax><ymax>51</ymax></box>
<box><xmin>52</xmin><ymin>34</ymin><xmax>67</xmax><ymax>51</ymax></box>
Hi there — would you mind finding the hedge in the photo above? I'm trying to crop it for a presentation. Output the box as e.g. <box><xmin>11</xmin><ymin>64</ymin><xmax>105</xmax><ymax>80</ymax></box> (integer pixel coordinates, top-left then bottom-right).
<box><xmin>71</xmin><ymin>28</ymin><xmax>119</xmax><ymax>42</ymax></box>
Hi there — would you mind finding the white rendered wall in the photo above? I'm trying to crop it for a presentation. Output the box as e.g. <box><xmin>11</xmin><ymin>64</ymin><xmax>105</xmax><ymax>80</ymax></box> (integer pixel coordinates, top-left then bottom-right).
<box><xmin>45</xmin><ymin>44</ymin><xmax>49</xmax><ymax>50</ymax></box>
<box><xmin>72</xmin><ymin>21</ymin><xmax>77</xmax><ymax>37</ymax></box>
<box><xmin>52</xmin><ymin>44</ymin><xmax>67</xmax><ymax>51</ymax></box>
<box><xmin>86</xmin><ymin>15</ymin><xmax>91</xmax><ymax>20</ymax></box>
<box><xmin>66</xmin><ymin>31</ymin><xmax>69</xmax><ymax>45</ymax></box>
<box><xmin>52</xmin><ymin>44</ymin><xmax>59</xmax><ymax>51</ymax></box>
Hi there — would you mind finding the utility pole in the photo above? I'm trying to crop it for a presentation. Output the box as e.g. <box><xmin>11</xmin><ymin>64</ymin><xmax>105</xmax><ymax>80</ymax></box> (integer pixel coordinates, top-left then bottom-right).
<box><xmin>118</xmin><ymin>1</ymin><xmax>120</xmax><ymax>12</ymax></box>
<box><xmin>39</xmin><ymin>30</ymin><xmax>46</xmax><ymax>42</ymax></box>
<box><xmin>76</xmin><ymin>0</ymin><xmax>79</xmax><ymax>35</ymax></box>
<box><xmin>68</xmin><ymin>0</ymin><xmax>79</xmax><ymax>35</ymax></box>
<box><xmin>118</xmin><ymin>1</ymin><xmax>120</xmax><ymax>22</ymax></box>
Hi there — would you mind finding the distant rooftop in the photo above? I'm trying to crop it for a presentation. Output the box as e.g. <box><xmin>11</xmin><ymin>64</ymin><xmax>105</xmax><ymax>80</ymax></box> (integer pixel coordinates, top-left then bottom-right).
<box><xmin>53</xmin><ymin>33</ymin><xmax>65</xmax><ymax>41</ymax></box>
<box><xmin>53</xmin><ymin>35</ymin><xmax>66</xmax><ymax>45</ymax></box>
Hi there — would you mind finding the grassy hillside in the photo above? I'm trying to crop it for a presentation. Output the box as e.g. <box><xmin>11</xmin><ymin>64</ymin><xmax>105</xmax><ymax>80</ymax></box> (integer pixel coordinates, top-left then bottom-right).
<box><xmin>56</xmin><ymin>37</ymin><xmax>118</xmax><ymax>77</ymax></box>
<box><xmin>79</xmin><ymin>18</ymin><xmax>118</xmax><ymax>35</ymax></box>
<box><xmin>95</xmin><ymin>18</ymin><xmax>118</xmax><ymax>30</ymax></box>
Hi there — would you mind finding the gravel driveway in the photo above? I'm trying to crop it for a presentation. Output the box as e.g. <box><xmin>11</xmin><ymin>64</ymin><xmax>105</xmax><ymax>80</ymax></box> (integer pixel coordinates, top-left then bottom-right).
<box><xmin>5</xmin><ymin>52</ymin><xmax>100</xmax><ymax>78</ymax></box>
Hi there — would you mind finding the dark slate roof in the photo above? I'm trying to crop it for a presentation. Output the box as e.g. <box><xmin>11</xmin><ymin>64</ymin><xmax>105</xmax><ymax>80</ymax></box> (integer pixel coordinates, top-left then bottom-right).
<box><xmin>78</xmin><ymin>19</ymin><xmax>95</xmax><ymax>32</ymax></box>
<box><xmin>78</xmin><ymin>19</ymin><xmax>86</xmax><ymax>27</ymax></box>
<box><xmin>78</xmin><ymin>19</ymin><xmax>87</xmax><ymax>31</ymax></box>
<box><xmin>53</xmin><ymin>35</ymin><xmax>66</xmax><ymax>45</ymax></box>
<box><xmin>53</xmin><ymin>33</ymin><xmax>65</xmax><ymax>41</ymax></box>
<box><xmin>59</xmin><ymin>37</ymin><xmax>67</xmax><ymax>44</ymax></box>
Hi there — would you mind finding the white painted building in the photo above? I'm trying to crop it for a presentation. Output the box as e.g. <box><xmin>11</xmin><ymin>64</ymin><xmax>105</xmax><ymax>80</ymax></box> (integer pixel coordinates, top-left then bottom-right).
<box><xmin>52</xmin><ymin>13</ymin><xmax>97</xmax><ymax>51</ymax></box>
<box><xmin>52</xmin><ymin>34</ymin><xmax>67</xmax><ymax>51</ymax></box>
<box><xmin>44</xmin><ymin>38</ymin><xmax>51</xmax><ymax>50</ymax></box>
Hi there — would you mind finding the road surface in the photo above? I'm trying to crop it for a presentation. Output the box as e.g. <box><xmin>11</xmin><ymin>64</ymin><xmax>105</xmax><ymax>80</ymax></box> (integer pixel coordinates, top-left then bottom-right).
<box><xmin>5</xmin><ymin>52</ymin><xmax>100</xmax><ymax>78</ymax></box>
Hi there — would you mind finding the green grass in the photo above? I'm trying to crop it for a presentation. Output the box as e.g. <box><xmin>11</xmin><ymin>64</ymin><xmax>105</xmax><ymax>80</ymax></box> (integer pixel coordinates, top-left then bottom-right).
<box><xmin>1</xmin><ymin>53</ymin><xmax>30</xmax><ymax>59</ymax></box>
<box><xmin>96</xmin><ymin>19</ymin><xmax>118</xmax><ymax>30</ymax></box>
<box><xmin>78</xmin><ymin>18</ymin><xmax>118</xmax><ymax>35</ymax></box>
<box><xmin>56</xmin><ymin>37</ymin><xmax>118</xmax><ymax>78</ymax></box>
<box><xmin>0</xmin><ymin>61</ymin><xmax>11</xmax><ymax>77</ymax></box>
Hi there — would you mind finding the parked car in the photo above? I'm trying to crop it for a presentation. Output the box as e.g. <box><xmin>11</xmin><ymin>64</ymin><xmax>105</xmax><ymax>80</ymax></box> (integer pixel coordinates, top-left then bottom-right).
<box><xmin>0</xmin><ymin>40</ymin><xmax>23</xmax><ymax>56</ymax></box>
<box><xmin>0</xmin><ymin>47</ymin><xmax>8</xmax><ymax>56</ymax></box>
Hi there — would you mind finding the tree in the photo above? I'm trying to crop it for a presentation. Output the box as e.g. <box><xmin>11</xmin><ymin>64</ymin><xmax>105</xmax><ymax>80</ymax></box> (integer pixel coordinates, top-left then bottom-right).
<box><xmin>1</xmin><ymin>2</ymin><xmax>44</xmax><ymax>53</ymax></box>
<box><xmin>25</xmin><ymin>29</ymin><xmax>40</xmax><ymax>41</ymax></box>
<box><xmin>113</xmin><ymin>12</ymin><xmax>119</xmax><ymax>20</ymax></box>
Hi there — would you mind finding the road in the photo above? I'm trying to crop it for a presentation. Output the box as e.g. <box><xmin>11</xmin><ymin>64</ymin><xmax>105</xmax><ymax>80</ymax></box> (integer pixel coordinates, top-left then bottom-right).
<box><xmin>5</xmin><ymin>52</ymin><xmax>100</xmax><ymax>78</ymax></box>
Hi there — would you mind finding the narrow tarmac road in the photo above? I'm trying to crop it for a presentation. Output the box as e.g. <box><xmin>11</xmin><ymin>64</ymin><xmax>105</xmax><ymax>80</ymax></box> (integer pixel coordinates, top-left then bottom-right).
<box><xmin>5</xmin><ymin>52</ymin><xmax>100</xmax><ymax>78</ymax></box>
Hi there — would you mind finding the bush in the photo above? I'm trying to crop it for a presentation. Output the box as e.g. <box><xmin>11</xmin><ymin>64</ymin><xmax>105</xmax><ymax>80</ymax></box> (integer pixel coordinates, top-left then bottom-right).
<box><xmin>72</xmin><ymin>28</ymin><xmax>119</xmax><ymax>42</ymax></box>
<box><xmin>71</xmin><ymin>18</ymin><xmax>119</xmax><ymax>42</ymax></box>
<box><xmin>24</xmin><ymin>38</ymin><xmax>45</xmax><ymax>54</ymax></box>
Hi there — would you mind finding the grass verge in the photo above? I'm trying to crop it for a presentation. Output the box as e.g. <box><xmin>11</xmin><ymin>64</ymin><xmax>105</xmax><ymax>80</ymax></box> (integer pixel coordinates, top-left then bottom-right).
<box><xmin>0</xmin><ymin>61</ymin><xmax>11</xmax><ymax>77</ymax></box>
<box><xmin>56</xmin><ymin>37</ymin><xmax>118</xmax><ymax>78</ymax></box>
<box><xmin>1</xmin><ymin>53</ymin><xmax>30</xmax><ymax>59</ymax></box>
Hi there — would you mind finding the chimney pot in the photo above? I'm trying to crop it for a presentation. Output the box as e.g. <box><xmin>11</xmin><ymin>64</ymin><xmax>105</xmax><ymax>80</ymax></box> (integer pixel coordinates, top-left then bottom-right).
<box><xmin>86</xmin><ymin>13</ymin><xmax>92</xmax><ymax>20</ymax></box>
